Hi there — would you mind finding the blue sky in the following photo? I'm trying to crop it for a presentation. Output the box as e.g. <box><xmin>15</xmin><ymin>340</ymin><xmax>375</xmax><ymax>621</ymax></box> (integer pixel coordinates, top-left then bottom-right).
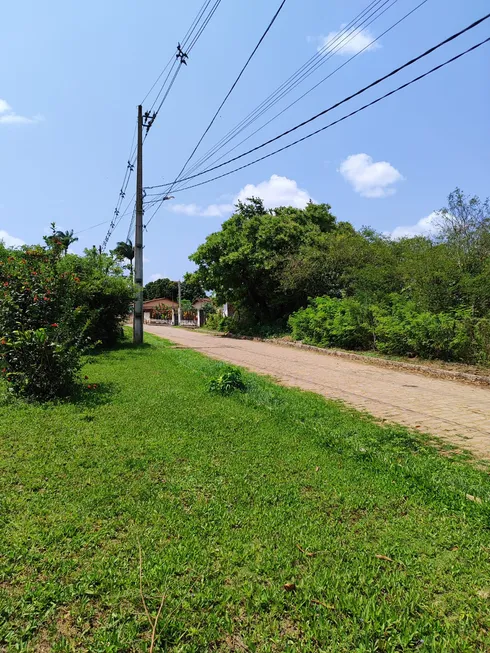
<box><xmin>1</xmin><ymin>0</ymin><xmax>489</xmax><ymax>282</ymax></box>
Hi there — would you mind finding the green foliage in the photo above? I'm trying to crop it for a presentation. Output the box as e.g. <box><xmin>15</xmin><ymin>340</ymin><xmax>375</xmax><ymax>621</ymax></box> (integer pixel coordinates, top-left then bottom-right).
<box><xmin>1</xmin><ymin>327</ymin><xmax>81</xmax><ymax>399</ymax></box>
<box><xmin>57</xmin><ymin>247</ymin><xmax>135</xmax><ymax>348</ymax></box>
<box><xmin>111</xmin><ymin>239</ymin><xmax>134</xmax><ymax>276</ymax></box>
<box><xmin>208</xmin><ymin>366</ymin><xmax>246</xmax><ymax>395</ymax></box>
<box><xmin>43</xmin><ymin>223</ymin><xmax>78</xmax><ymax>254</ymax></box>
<box><xmin>0</xmin><ymin>242</ymin><xmax>88</xmax><ymax>399</ymax></box>
<box><xmin>289</xmin><ymin>296</ymin><xmax>374</xmax><ymax>350</ymax></box>
<box><xmin>192</xmin><ymin>189</ymin><xmax>490</xmax><ymax>365</ymax></box>
<box><xmin>190</xmin><ymin>198</ymin><xmax>338</xmax><ymax>322</ymax></box>
<box><xmin>290</xmin><ymin>294</ymin><xmax>490</xmax><ymax>363</ymax></box>
<box><xmin>1</xmin><ymin>334</ymin><xmax>490</xmax><ymax>650</ymax></box>
<box><xmin>143</xmin><ymin>272</ymin><xmax>206</xmax><ymax>303</ymax></box>
<box><xmin>152</xmin><ymin>303</ymin><xmax>174</xmax><ymax>320</ymax></box>
<box><xmin>0</xmin><ymin>234</ymin><xmax>134</xmax><ymax>400</ymax></box>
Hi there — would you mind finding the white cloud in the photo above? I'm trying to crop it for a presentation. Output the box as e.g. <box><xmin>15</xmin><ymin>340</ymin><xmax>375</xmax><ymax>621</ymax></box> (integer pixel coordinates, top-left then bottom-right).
<box><xmin>318</xmin><ymin>26</ymin><xmax>380</xmax><ymax>56</ymax></box>
<box><xmin>150</xmin><ymin>273</ymin><xmax>165</xmax><ymax>282</ymax></box>
<box><xmin>169</xmin><ymin>202</ymin><xmax>233</xmax><ymax>218</ymax></box>
<box><xmin>235</xmin><ymin>174</ymin><xmax>312</xmax><ymax>209</ymax></box>
<box><xmin>0</xmin><ymin>229</ymin><xmax>24</xmax><ymax>247</ymax></box>
<box><xmin>0</xmin><ymin>99</ymin><xmax>12</xmax><ymax>113</ymax></box>
<box><xmin>339</xmin><ymin>153</ymin><xmax>403</xmax><ymax>198</ymax></box>
<box><xmin>388</xmin><ymin>211</ymin><xmax>440</xmax><ymax>240</ymax></box>
<box><xmin>0</xmin><ymin>98</ymin><xmax>42</xmax><ymax>125</ymax></box>
<box><xmin>168</xmin><ymin>175</ymin><xmax>313</xmax><ymax>218</ymax></box>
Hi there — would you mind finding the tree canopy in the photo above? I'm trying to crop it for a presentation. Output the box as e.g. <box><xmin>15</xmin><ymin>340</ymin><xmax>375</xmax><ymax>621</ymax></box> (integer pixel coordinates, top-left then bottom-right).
<box><xmin>189</xmin><ymin>198</ymin><xmax>337</xmax><ymax>322</ymax></box>
<box><xmin>189</xmin><ymin>191</ymin><xmax>490</xmax><ymax>362</ymax></box>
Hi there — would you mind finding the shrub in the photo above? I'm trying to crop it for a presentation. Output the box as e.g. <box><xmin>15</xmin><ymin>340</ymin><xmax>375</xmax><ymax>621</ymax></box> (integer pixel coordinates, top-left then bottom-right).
<box><xmin>205</xmin><ymin>313</ymin><xmax>237</xmax><ymax>332</ymax></box>
<box><xmin>58</xmin><ymin>248</ymin><xmax>134</xmax><ymax>347</ymax></box>
<box><xmin>0</xmin><ymin>244</ymin><xmax>88</xmax><ymax>399</ymax></box>
<box><xmin>289</xmin><ymin>296</ymin><xmax>374</xmax><ymax>350</ymax></box>
<box><xmin>1</xmin><ymin>327</ymin><xmax>82</xmax><ymax>399</ymax></box>
<box><xmin>0</xmin><ymin>239</ymin><xmax>134</xmax><ymax>400</ymax></box>
<box><xmin>209</xmin><ymin>367</ymin><xmax>246</xmax><ymax>395</ymax></box>
<box><xmin>288</xmin><ymin>293</ymin><xmax>490</xmax><ymax>364</ymax></box>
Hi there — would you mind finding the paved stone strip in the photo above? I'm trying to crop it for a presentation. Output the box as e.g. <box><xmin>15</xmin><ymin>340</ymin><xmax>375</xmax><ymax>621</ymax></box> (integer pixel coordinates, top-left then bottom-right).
<box><xmin>145</xmin><ymin>325</ymin><xmax>490</xmax><ymax>460</ymax></box>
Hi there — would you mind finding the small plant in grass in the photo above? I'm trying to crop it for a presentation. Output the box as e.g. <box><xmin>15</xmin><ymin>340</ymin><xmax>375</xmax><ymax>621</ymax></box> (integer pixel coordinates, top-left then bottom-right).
<box><xmin>208</xmin><ymin>366</ymin><xmax>246</xmax><ymax>395</ymax></box>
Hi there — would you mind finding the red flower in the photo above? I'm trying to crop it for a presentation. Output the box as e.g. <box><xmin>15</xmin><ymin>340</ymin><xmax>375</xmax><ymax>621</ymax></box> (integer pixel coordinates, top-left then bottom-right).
<box><xmin>87</xmin><ymin>384</ymin><xmax>92</xmax><ymax>389</ymax></box>
<box><xmin>51</xmin><ymin>323</ymin><xmax>58</xmax><ymax>327</ymax></box>
<box><xmin>1</xmin><ymin>339</ymin><xmax>6</xmax><ymax>345</ymax></box>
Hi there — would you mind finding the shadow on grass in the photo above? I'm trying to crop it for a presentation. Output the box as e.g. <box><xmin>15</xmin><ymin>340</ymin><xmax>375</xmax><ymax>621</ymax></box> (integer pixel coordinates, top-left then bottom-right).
<box><xmin>70</xmin><ymin>381</ymin><xmax>119</xmax><ymax>408</ymax></box>
<box><xmin>85</xmin><ymin>340</ymin><xmax>154</xmax><ymax>360</ymax></box>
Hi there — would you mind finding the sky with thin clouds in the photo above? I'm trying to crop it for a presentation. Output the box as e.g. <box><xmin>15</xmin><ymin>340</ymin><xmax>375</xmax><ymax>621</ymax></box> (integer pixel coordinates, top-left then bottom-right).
<box><xmin>0</xmin><ymin>0</ymin><xmax>488</xmax><ymax>278</ymax></box>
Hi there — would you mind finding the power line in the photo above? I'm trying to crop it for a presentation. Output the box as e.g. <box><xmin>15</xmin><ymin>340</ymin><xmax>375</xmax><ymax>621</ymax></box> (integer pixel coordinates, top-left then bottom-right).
<box><xmin>147</xmin><ymin>12</ymin><xmax>490</xmax><ymax>193</ymax></box>
<box><xmin>142</xmin><ymin>0</ymin><xmax>219</xmax><ymax>108</ymax></box>
<box><xmin>186</xmin><ymin>0</ymin><xmax>223</xmax><ymax>53</ymax></box>
<box><xmin>179</xmin><ymin>0</ymin><xmax>395</xmax><ymax>182</ymax></box>
<box><xmin>101</xmin><ymin>122</ymin><xmax>137</xmax><ymax>251</ymax></box>
<box><xmin>146</xmin><ymin>0</ymin><xmax>289</xmax><ymax>226</ymax></box>
<box><xmin>185</xmin><ymin>0</ymin><xmax>429</xmax><ymax>181</ymax></box>
<box><xmin>145</xmin><ymin>0</ymin><xmax>224</xmax><ymax>133</ymax></box>
<box><xmin>171</xmin><ymin>0</ymin><xmax>288</xmax><ymax>185</ymax></box>
<box><xmin>160</xmin><ymin>36</ymin><xmax>490</xmax><ymax>197</ymax></box>
<box><xmin>101</xmin><ymin>0</ymin><xmax>224</xmax><ymax>250</ymax></box>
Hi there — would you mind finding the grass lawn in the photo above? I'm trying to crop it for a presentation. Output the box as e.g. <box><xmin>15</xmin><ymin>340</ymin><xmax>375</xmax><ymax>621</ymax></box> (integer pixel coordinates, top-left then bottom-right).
<box><xmin>1</xmin><ymin>333</ymin><xmax>490</xmax><ymax>652</ymax></box>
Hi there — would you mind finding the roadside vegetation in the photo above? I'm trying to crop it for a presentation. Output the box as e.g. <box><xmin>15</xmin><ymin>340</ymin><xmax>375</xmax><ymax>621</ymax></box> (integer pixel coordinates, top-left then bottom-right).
<box><xmin>191</xmin><ymin>189</ymin><xmax>490</xmax><ymax>365</ymax></box>
<box><xmin>1</xmin><ymin>333</ymin><xmax>490</xmax><ymax>651</ymax></box>
<box><xmin>0</xmin><ymin>226</ymin><xmax>133</xmax><ymax>400</ymax></box>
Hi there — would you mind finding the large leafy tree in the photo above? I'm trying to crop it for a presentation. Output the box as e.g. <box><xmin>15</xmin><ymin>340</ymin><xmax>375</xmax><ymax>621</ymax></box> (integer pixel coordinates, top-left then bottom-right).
<box><xmin>143</xmin><ymin>277</ymin><xmax>178</xmax><ymax>301</ymax></box>
<box><xmin>189</xmin><ymin>198</ymin><xmax>337</xmax><ymax>323</ymax></box>
<box><xmin>180</xmin><ymin>272</ymin><xmax>206</xmax><ymax>303</ymax></box>
<box><xmin>143</xmin><ymin>273</ymin><xmax>206</xmax><ymax>303</ymax></box>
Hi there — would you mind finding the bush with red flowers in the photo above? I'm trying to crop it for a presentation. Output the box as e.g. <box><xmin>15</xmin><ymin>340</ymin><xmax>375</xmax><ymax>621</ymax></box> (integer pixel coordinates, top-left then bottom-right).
<box><xmin>0</xmin><ymin>241</ymin><xmax>87</xmax><ymax>399</ymax></box>
<box><xmin>0</xmin><ymin>227</ymin><xmax>134</xmax><ymax>400</ymax></box>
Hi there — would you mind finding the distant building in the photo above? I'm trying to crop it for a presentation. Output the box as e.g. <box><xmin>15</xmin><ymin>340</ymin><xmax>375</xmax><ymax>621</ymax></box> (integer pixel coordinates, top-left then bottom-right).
<box><xmin>193</xmin><ymin>297</ymin><xmax>213</xmax><ymax>310</ymax></box>
<box><xmin>143</xmin><ymin>297</ymin><xmax>178</xmax><ymax>324</ymax></box>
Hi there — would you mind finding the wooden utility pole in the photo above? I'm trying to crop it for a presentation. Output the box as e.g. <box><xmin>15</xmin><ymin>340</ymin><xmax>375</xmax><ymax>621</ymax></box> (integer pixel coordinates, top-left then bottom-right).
<box><xmin>133</xmin><ymin>105</ymin><xmax>144</xmax><ymax>344</ymax></box>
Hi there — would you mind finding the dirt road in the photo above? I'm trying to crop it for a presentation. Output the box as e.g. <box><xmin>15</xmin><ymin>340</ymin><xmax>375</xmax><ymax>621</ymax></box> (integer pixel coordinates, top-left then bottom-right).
<box><xmin>145</xmin><ymin>325</ymin><xmax>490</xmax><ymax>459</ymax></box>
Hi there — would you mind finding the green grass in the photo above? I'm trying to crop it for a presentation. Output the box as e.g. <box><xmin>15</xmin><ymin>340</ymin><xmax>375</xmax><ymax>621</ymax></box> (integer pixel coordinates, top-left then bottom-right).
<box><xmin>1</xmin><ymin>333</ymin><xmax>490</xmax><ymax>652</ymax></box>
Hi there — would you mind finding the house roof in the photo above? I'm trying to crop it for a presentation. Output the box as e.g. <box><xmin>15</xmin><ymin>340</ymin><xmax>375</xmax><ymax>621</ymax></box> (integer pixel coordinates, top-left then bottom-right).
<box><xmin>143</xmin><ymin>297</ymin><xmax>178</xmax><ymax>309</ymax></box>
<box><xmin>192</xmin><ymin>297</ymin><xmax>212</xmax><ymax>306</ymax></box>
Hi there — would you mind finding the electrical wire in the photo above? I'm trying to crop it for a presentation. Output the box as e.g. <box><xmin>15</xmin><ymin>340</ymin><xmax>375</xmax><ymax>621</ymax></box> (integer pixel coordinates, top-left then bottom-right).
<box><xmin>146</xmin><ymin>0</ymin><xmax>289</xmax><ymax>225</ymax></box>
<box><xmin>186</xmin><ymin>0</ymin><xmax>223</xmax><ymax>53</ymax></box>
<box><xmin>180</xmin><ymin>0</ymin><xmax>429</xmax><ymax>182</ymax></box>
<box><xmin>160</xmin><ymin>37</ymin><xmax>490</xmax><ymax>198</ymax></box>
<box><xmin>177</xmin><ymin>0</ymin><xmax>396</xmax><ymax>183</ymax></box>
<box><xmin>101</xmin><ymin>122</ymin><xmax>138</xmax><ymax>250</ymax></box>
<box><xmin>101</xmin><ymin>0</ymin><xmax>224</xmax><ymax>250</ymax></box>
<box><xmin>147</xmin><ymin>12</ymin><xmax>490</xmax><ymax>194</ymax></box>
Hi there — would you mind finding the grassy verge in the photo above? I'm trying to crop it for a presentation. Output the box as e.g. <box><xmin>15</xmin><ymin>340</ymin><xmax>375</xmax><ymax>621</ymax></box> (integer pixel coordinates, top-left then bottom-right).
<box><xmin>1</xmin><ymin>333</ymin><xmax>490</xmax><ymax>652</ymax></box>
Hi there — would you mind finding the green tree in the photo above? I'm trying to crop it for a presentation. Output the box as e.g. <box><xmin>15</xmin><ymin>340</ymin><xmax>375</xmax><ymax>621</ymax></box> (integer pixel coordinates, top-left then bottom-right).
<box><xmin>180</xmin><ymin>272</ymin><xmax>206</xmax><ymax>302</ymax></box>
<box><xmin>44</xmin><ymin>224</ymin><xmax>78</xmax><ymax>254</ymax></box>
<box><xmin>190</xmin><ymin>198</ymin><xmax>337</xmax><ymax>323</ymax></box>
<box><xmin>111</xmin><ymin>240</ymin><xmax>134</xmax><ymax>277</ymax></box>
<box><xmin>143</xmin><ymin>277</ymin><xmax>178</xmax><ymax>301</ymax></box>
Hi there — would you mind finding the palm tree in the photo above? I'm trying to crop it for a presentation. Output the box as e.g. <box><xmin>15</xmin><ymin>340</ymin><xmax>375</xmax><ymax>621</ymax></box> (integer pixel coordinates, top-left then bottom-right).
<box><xmin>112</xmin><ymin>239</ymin><xmax>134</xmax><ymax>277</ymax></box>
<box><xmin>54</xmin><ymin>229</ymin><xmax>78</xmax><ymax>254</ymax></box>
